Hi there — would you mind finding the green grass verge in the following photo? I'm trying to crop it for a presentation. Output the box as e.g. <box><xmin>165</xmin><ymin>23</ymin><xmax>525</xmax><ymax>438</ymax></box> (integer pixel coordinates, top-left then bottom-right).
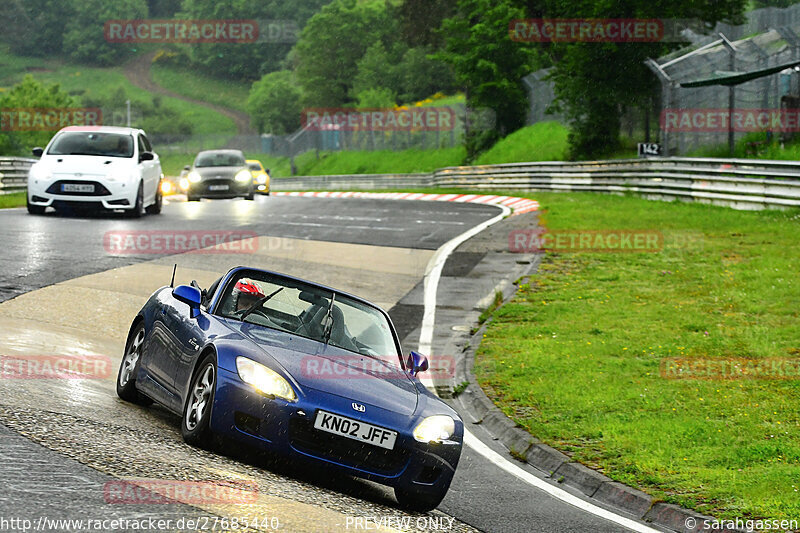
<box><xmin>0</xmin><ymin>192</ymin><xmax>26</xmax><ymax>209</ymax></box>
<box><xmin>474</xmin><ymin>191</ymin><xmax>800</xmax><ymax>521</ymax></box>
<box><xmin>150</xmin><ymin>64</ymin><xmax>251</xmax><ymax>114</ymax></box>
<box><xmin>290</xmin><ymin>147</ymin><xmax>467</xmax><ymax>176</ymax></box>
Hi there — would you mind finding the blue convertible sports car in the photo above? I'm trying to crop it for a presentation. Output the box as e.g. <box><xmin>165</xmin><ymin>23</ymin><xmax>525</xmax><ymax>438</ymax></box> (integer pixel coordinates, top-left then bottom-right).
<box><xmin>116</xmin><ymin>266</ymin><xmax>463</xmax><ymax>511</ymax></box>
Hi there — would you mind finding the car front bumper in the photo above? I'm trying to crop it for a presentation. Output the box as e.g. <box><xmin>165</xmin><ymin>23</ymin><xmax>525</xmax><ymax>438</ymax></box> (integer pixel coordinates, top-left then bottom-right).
<box><xmin>188</xmin><ymin>179</ymin><xmax>252</xmax><ymax>198</ymax></box>
<box><xmin>27</xmin><ymin>176</ymin><xmax>139</xmax><ymax>210</ymax></box>
<box><xmin>211</xmin><ymin>367</ymin><xmax>461</xmax><ymax>494</ymax></box>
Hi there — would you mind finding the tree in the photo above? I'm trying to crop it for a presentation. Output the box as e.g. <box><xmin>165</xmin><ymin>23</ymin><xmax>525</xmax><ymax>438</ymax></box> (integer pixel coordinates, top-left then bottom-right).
<box><xmin>437</xmin><ymin>0</ymin><xmax>539</xmax><ymax>157</ymax></box>
<box><xmin>247</xmin><ymin>71</ymin><xmax>303</xmax><ymax>134</ymax></box>
<box><xmin>178</xmin><ymin>0</ymin><xmax>333</xmax><ymax>80</ymax></box>
<box><xmin>396</xmin><ymin>0</ymin><xmax>456</xmax><ymax>48</ymax></box>
<box><xmin>63</xmin><ymin>0</ymin><xmax>149</xmax><ymax>66</ymax></box>
<box><xmin>1</xmin><ymin>0</ymin><xmax>78</xmax><ymax>57</ymax></box>
<box><xmin>0</xmin><ymin>76</ymin><xmax>77</xmax><ymax>155</ymax></box>
<box><xmin>351</xmin><ymin>42</ymin><xmax>402</xmax><ymax>101</ymax></box>
<box><xmin>396</xmin><ymin>46</ymin><xmax>457</xmax><ymax>103</ymax></box>
<box><xmin>294</xmin><ymin>0</ymin><xmax>399</xmax><ymax>107</ymax></box>
<box><xmin>146</xmin><ymin>0</ymin><xmax>181</xmax><ymax>17</ymax></box>
<box><xmin>355</xmin><ymin>87</ymin><xmax>397</xmax><ymax>108</ymax></box>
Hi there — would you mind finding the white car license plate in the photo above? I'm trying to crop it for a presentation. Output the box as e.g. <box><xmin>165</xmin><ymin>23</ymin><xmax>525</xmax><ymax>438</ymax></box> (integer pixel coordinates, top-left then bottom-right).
<box><xmin>314</xmin><ymin>410</ymin><xmax>397</xmax><ymax>450</ymax></box>
<box><xmin>208</xmin><ymin>184</ymin><xmax>229</xmax><ymax>191</ymax></box>
<box><xmin>62</xmin><ymin>183</ymin><xmax>94</xmax><ymax>193</ymax></box>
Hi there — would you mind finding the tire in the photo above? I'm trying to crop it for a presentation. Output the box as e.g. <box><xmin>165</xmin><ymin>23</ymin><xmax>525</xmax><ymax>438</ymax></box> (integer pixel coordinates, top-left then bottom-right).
<box><xmin>394</xmin><ymin>486</ymin><xmax>447</xmax><ymax>513</ymax></box>
<box><xmin>116</xmin><ymin>322</ymin><xmax>153</xmax><ymax>406</ymax></box>
<box><xmin>127</xmin><ymin>182</ymin><xmax>144</xmax><ymax>218</ymax></box>
<box><xmin>145</xmin><ymin>183</ymin><xmax>162</xmax><ymax>214</ymax></box>
<box><xmin>182</xmin><ymin>353</ymin><xmax>217</xmax><ymax>448</ymax></box>
<box><xmin>187</xmin><ymin>194</ymin><xmax>200</xmax><ymax>202</ymax></box>
<box><xmin>245</xmin><ymin>192</ymin><xmax>255</xmax><ymax>201</ymax></box>
<box><xmin>26</xmin><ymin>196</ymin><xmax>45</xmax><ymax>215</ymax></box>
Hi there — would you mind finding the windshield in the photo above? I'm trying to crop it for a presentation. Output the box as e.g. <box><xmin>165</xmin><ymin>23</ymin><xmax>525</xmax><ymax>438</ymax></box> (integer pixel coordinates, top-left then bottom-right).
<box><xmin>47</xmin><ymin>132</ymin><xmax>134</xmax><ymax>158</ymax></box>
<box><xmin>194</xmin><ymin>152</ymin><xmax>245</xmax><ymax>167</ymax></box>
<box><xmin>217</xmin><ymin>271</ymin><xmax>399</xmax><ymax>358</ymax></box>
<box><xmin>247</xmin><ymin>163</ymin><xmax>262</xmax><ymax>171</ymax></box>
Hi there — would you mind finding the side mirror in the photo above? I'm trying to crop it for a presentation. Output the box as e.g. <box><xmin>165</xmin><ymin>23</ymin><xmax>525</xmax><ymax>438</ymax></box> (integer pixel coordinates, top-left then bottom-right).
<box><xmin>139</xmin><ymin>151</ymin><xmax>155</xmax><ymax>162</ymax></box>
<box><xmin>183</xmin><ymin>165</ymin><xmax>191</xmax><ymax>171</ymax></box>
<box><xmin>32</xmin><ymin>147</ymin><xmax>43</xmax><ymax>157</ymax></box>
<box><xmin>265</xmin><ymin>168</ymin><xmax>271</xmax><ymax>175</ymax></box>
<box><xmin>173</xmin><ymin>285</ymin><xmax>202</xmax><ymax>318</ymax></box>
<box><xmin>406</xmin><ymin>351</ymin><xmax>429</xmax><ymax>377</ymax></box>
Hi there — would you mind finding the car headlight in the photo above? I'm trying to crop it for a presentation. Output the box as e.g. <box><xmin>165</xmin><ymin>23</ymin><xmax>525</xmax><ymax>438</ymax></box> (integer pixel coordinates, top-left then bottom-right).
<box><xmin>413</xmin><ymin>415</ymin><xmax>456</xmax><ymax>444</ymax></box>
<box><xmin>187</xmin><ymin>171</ymin><xmax>202</xmax><ymax>183</ymax></box>
<box><xmin>235</xmin><ymin>169</ymin><xmax>252</xmax><ymax>182</ymax></box>
<box><xmin>256</xmin><ymin>175</ymin><xmax>267</xmax><ymax>184</ymax></box>
<box><xmin>179</xmin><ymin>178</ymin><xmax>190</xmax><ymax>191</ymax></box>
<box><xmin>236</xmin><ymin>357</ymin><xmax>297</xmax><ymax>402</ymax></box>
<box><xmin>161</xmin><ymin>181</ymin><xmax>172</xmax><ymax>194</ymax></box>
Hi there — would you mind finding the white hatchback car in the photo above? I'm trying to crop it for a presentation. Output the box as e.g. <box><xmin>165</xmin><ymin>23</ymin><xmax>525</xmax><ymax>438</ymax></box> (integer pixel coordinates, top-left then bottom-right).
<box><xmin>27</xmin><ymin>126</ymin><xmax>163</xmax><ymax>216</ymax></box>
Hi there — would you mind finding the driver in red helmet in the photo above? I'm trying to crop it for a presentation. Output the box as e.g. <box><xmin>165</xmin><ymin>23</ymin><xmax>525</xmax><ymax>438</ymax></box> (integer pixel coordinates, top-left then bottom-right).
<box><xmin>233</xmin><ymin>278</ymin><xmax>266</xmax><ymax>313</ymax></box>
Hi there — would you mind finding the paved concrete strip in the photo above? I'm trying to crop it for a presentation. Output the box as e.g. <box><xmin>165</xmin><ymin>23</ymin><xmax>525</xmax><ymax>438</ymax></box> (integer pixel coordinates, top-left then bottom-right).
<box><xmin>0</xmin><ymin>236</ymin><xmax>436</xmax><ymax>533</ymax></box>
<box><xmin>249</xmin><ymin>236</ymin><xmax>434</xmax><ymax>276</ymax></box>
<box><xmin>111</xmin><ymin>477</ymin><xmax>402</xmax><ymax>533</ymax></box>
<box><xmin>417</xmin><ymin>205</ymin><xmax>510</xmax><ymax>370</ymax></box>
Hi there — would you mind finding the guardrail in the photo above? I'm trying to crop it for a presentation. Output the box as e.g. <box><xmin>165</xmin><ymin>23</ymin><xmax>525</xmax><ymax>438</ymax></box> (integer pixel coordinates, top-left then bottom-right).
<box><xmin>274</xmin><ymin>157</ymin><xmax>800</xmax><ymax>210</ymax></box>
<box><xmin>7</xmin><ymin>155</ymin><xmax>800</xmax><ymax>209</ymax></box>
<box><xmin>0</xmin><ymin>157</ymin><xmax>36</xmax><ymax>195</ymax></box>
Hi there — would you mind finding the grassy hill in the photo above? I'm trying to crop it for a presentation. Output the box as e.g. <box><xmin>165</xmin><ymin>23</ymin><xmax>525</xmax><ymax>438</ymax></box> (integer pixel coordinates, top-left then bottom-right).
<box><xmin>0</xmin><ymin>45</ymin><xmax>236</xmax><ymax>139</ymax></box>
<box><xmin>150</xmin><ymin>63</ymin><xmax>251</xmax><ymax>114</ymax></box>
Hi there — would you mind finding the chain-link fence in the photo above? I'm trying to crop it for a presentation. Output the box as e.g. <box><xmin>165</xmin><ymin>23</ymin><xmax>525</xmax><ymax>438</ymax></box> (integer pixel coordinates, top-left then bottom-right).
<box><xmin>522</xmin><ymin>4</ymin><xmax>800</xmax><ymax>156</ymax></box>
<box><xmin>148</xmin><ymin>103</ymin><xmax>494</xmax><ymax>163</ymax></box>
<box><xmin>652</xmin><ymin>22</ymin><xmax>800</xmax><ymax>155</ymax></box>
<box><xmin>523</xmin><ymin>68</ymin><xmax>565</xmax><ymax>125</ymax></box>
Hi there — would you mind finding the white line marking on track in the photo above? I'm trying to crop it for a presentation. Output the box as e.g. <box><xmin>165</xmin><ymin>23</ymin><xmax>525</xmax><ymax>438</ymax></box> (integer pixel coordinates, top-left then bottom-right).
<box><xmin>417</xmin><ymin>204</ymin><xmax>510</xmax><ymax>356</ymax></box>
<box><xmin>464</xmin><ymin>430</ymin><xmax>662</xmax><ymax>533</ymax></box>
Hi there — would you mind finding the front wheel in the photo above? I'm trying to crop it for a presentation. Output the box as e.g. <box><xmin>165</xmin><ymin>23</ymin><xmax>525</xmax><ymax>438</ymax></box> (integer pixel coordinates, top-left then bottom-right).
<box><xmin>394</xmin><ymin>486</ymin><xmax>447</xmax><ymax>513</ymax></box>
<box><xmin>127</xmin><ymin>182</ymin><xmax>144</xmax><ymax>218</ymax></box>
<box><xmin>146</xmin><ymin>183</ymin><xmax>162</xmax><ymax>214</ymax></box>
<box><xmin>182</xmin><ymin>354</ymin><xmax>217</xmax><ymax>448</ymax></box>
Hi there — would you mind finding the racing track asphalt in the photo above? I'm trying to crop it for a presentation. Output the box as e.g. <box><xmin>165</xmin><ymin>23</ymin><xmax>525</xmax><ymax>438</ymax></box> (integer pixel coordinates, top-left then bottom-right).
<box><xmin>0</xmin><ymin>196</ymin><xmax>649</xmax><ymax>533</ymax></box>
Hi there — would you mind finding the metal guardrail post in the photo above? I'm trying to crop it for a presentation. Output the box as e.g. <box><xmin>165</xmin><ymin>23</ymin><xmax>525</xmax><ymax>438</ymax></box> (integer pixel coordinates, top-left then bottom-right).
<box><xmin>0</xmin><ymin>157</ymin><xmax>37</xmax><ymax>195</ymax></box>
